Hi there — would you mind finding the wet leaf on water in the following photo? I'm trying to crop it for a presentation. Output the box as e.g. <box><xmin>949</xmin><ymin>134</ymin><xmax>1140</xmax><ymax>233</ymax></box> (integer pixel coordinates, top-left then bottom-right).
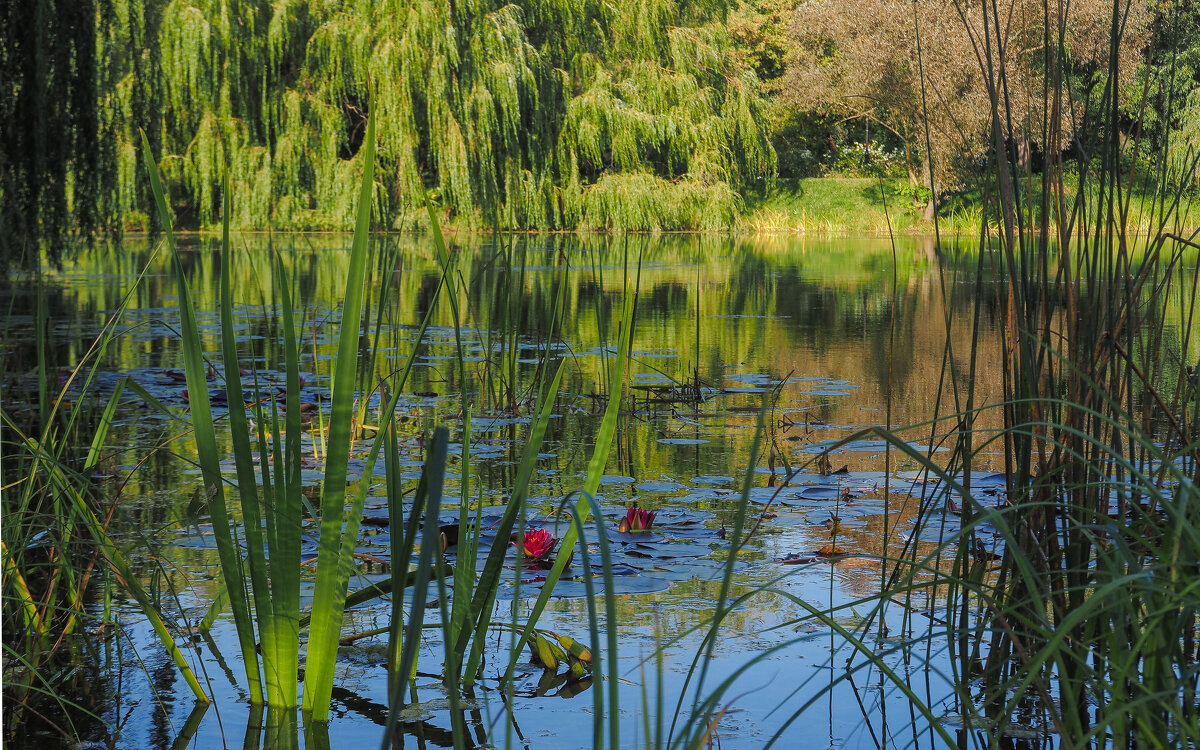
<box><xmin>800</xmin><ymin>485</ymin><xmax>842</xmax><ymax>500</ymax></box>
<box><xmin>644</xmin><ymin>558</ymin><xmax>729</xmax><ymax>581</ymax></box>
<box><xmin>648</xmin><ymin>542</ymin><xmax>713</xmax><ymax>559</ymax></box>
<box><xmin>593</xmin><ymin>562</ymin><xmax>642</xmax><ymax>576</ymax></box>
<box><xmin>604</xmin><ymin>575</ymin><xmax>672</xmax><ymax>595</ymax></box>
<box><xmin>609</xmin><ymin>525</ymin><xmax>667</xmax><ymax>544</ymax></box>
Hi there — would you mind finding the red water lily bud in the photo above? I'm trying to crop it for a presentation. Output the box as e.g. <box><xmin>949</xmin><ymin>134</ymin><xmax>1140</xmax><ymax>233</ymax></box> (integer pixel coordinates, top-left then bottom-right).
<box><xmin>619</xmin><ymin>503</ymin><xmax>657</xmax><ymax>533</ymax></box>
<box><xmin>514</xmin><ymin>528</ymin><xmax>556</xmax><ymax>562</ymax></box>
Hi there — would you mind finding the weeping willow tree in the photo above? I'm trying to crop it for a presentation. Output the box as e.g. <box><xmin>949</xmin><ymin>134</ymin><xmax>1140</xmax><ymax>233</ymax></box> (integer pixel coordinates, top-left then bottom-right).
<box><xmin>1</xmin><ymin>0</ymin><xmax>111</xmax><ymax>270</ymax></box>
<box><xmin>99</xmin><ymin>0</ymin><xmax>775</xmax><ymax>232</ymax></box>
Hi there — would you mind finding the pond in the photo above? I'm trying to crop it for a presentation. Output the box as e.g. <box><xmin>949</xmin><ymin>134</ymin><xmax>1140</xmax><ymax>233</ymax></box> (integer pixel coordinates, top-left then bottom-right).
<box><xmin>8</xmin><ymin>233</ymin><xmax>1176</xmax><ymax>749</ymax></box>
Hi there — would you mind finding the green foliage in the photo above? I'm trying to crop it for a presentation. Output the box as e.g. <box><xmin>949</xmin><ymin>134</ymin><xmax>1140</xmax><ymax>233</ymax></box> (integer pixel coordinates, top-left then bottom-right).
<box><xmin>0</xmin><ymin>0</ymin><xmax>111</xmax><ymax>271</ymax></box>
<box><xmin>1</xmin><ymin>267</ymin><xmax>209</xmax><ymax>722</ymax></box>
<box><xmin>1134</xmin><ymin>0</ymin><xmax>1200</xmax><ymax>190</ymax></box>
<box><xmin>728</xmin><ymin>0</ymin><xmax>792</xmax><ymax>83</ymax></box>
<box><xmin>580</xmin><ymin>172</ymin><xmax>743</xmax><ymax>230</ymax></box>
<box><xmin>96</xmin><ymin>0</ymin><xmax>774</xmax><ymax>232</ymax></box>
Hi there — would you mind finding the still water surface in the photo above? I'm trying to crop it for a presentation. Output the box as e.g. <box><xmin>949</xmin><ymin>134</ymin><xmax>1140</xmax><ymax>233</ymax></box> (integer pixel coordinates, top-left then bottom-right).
<box><xmin>5</xmin><ymin>233</ymin><xmax>1094</xmax><ymax>748</ymax></box>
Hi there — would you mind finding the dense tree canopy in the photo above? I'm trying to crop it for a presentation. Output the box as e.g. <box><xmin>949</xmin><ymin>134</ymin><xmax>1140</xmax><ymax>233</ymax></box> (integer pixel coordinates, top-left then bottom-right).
<box><xmin>783</xmin><ymin>0</ymin><xmax>1154</xmax><ymax>189</ymax></box>
<box><xmin>96</xmin><ymin>0</ymin><xmax>775</xmax><ymax>234</ymax></box>
<box><xmin>3</xmin><ymin>0</ymin><xmax>1197</xmax><ymax>272</ymax></box>
<box><xmin>1138</xmin><ymin>1</ymin><xmax>1200</xmax><ymax>188</ymax></box>
<box><xmin>0</xmin><ymin>0</ymin><xmax>109</xmax><ymax>270</ymax></box>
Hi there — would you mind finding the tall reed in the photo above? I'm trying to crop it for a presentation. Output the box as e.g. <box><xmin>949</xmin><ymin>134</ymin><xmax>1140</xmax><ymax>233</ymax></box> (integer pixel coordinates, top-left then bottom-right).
<box><xmin>2</xmin><ymin>255</ymin><xmax>209</xmax><ymax>742</ymax></box>
<box><xmin>144</xmin><ymin>97</ymin><xmax>596</xmax><ymax>731</ymax></box>
<box><xmin>935</xmin><ymin>0</ymin><xmax>1200</xmax><ymax>742</ymax></box>
<box><xmin>142</xmin><ymin>110</ymin><xmax>411</xmax><ymax>718</ymax></box>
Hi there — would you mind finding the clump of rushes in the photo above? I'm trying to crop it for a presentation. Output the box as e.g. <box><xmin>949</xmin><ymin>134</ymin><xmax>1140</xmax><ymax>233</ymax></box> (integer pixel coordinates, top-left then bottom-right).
<box><xmin>618</xmin><ymin>502</ymin><xmax>656</xmax><ymax>533</ymax></box>
<box><xmin>514</xmin><ymin>529</ymin><xmax>557</xmax><ymax>566</ymax></box>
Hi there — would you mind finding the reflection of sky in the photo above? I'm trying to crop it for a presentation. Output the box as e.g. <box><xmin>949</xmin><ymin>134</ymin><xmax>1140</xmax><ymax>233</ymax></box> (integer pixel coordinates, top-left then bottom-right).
<box><xmin>7</xmin><ymin>233</ymin><xmax>1187</xmax><ymax>748</ymax></box>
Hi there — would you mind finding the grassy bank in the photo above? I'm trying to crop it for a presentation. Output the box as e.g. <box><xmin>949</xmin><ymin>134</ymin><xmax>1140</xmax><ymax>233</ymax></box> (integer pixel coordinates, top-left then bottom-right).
<box><xmin>111</xmin><ymin>174</ymin><xmax>1200</xmax><ymax>239</ymax></box>
<box><xmin>741</xmin><ymin>177</ymin><xmax>947</xmax><ymax>234</ymax></box>
<box><xmin>743</xmin><ymin>176</ymin><xmax>1200</xmax><ymax>235</ymax></box>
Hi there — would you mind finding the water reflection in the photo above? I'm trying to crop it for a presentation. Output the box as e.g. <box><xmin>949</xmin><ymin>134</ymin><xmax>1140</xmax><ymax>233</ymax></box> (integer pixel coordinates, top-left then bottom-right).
<box><xmin>3</xmin><ymin>233</ymin><xmax>1195</xmax><ymax>749</ymax></box>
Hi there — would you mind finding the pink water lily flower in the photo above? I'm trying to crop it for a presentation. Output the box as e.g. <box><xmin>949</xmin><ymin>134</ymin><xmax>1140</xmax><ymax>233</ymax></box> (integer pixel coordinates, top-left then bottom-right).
<box><xmin>514</xmin><ymin>528</ymin><xmax>556</xmax><ymax>562</ymax></box>
<box><xmin>619</xmin><ymin>503</ymin><xmax>657</xmax><ymax>533</ymax></box>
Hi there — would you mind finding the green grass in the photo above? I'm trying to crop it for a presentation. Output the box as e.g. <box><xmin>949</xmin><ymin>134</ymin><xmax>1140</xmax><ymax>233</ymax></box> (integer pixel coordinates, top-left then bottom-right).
<box><xmin>743</xmin><ymin>174</ymin><xmax>1200</xmax><ymax>236</ymax></box>
<box><xmin>741</xmin><ymin>177</ymin><xmax>942</xmax><ymax>234</ymax></box>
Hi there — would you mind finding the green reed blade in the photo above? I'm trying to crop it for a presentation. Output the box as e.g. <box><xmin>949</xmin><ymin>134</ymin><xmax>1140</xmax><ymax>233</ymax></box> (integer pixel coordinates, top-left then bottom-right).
<box><xmin>564</xmin><ymin>492</ymin><xmax>619</xmax><ymax>749</ymax></box>
<box><xmin>504</xmin><ymin>284</ymin><xmax>634</xmax><ymax>684</ymax></box>
<box><xmin>296</xmin><ymin>289</ymin><xmax>454</xmax><ymax>706</ymax></box>
<box><xmin>457</xmin><ymin>361</ymin><xmax>566</xmax><ymax>678</ymax></box>
<box><xmin>301</xmin><ymin>106</ymin><xmax>376</xmax><ymax>719</ymax></box>
<box><xmin>270</xmin><ymin>250</ymin><xmax>303</xmax><ymax>706</ymax></box>
<box><xmin>380</xmin><ymin>396</ymin><xmax>425</xmax><ymax>683</ymax></box>
<box><xmin>22</xmin><ymin>434</ymin><xmax>209</xmax><ymax>702</ymax></box>
<box><xmin>383</xmin><ymin>409</ymin><xmax>407</xmax><ymax>680</ymax></box>
<box><xmin>2</xmin><ymin>541</ymin><xmax>43</xmax><ymax>636</ymax></box>
<box><xmin>122</xmin><ymin>379</ymin><xmax>187</xmax><ymax>423</ymax></box>
<box><xmin>82</xmin><ymin>377</ymin><xmax>125</xmax><ymax>473</ymax></box>
<box><xmin>380</xmin><ymin>426</ymin><xmax>448</xmax><ymax>747</ymax></box>
<box><xmin>143</xmin><ymin>131</ymin><xmax>262</xmax><ymax>702</ymax></box>
<box><xmin>447</xmin><ymin>410</ymin><xmax>474</xmax><ymax>682</ymax></box>
<box><xmin>422</xmin><ymin>190</ymin><xmax>468</xmax><ymax>404</ymax></box>
<box><xmin>199</xmin><ymin>582</ymin><xmax>228</xmax><ymax>632</ymax></box>
<box><xmin>211</xmin><ymin>171</ymin><xmax>284</xmax><ymax>706</ymax></box>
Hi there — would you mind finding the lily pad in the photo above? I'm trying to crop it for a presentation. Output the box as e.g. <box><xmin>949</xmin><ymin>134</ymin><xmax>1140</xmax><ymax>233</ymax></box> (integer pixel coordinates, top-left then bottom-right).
<box><xmin>691</xmin><ymin>475</ymin><xmax>735</xmax><ymax>485</ymax></box>
<box><xmin>635</xmin><ymin>480</ymin><xmax>687</xmax><ymax>493</ymax></box>
<box><xmin>599</xmin><ymin>475</ymin><xmax>636</xmax><ymax>485</ymax></box>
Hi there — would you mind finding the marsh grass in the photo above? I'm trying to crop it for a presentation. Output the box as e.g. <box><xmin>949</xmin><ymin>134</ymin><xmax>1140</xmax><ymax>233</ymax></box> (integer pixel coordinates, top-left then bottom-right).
<box><xmin>147</xmin><ymin>99</ymin><xmax>612</xmax><ymax>736</ymax></box>
<box><xmin>905</xmin><ymin>0</ymin><xmax>1200</xmax><ymax>743</ymax></box>
<box><xmin>1</xmin><ymin>255</ymin><xmax>210</xmax><ymax>742</ymax></box>
<box><xmin>675</xmin><ymin>1</ymin><xmax>1200</xmax><ymax>745</ymax></box>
